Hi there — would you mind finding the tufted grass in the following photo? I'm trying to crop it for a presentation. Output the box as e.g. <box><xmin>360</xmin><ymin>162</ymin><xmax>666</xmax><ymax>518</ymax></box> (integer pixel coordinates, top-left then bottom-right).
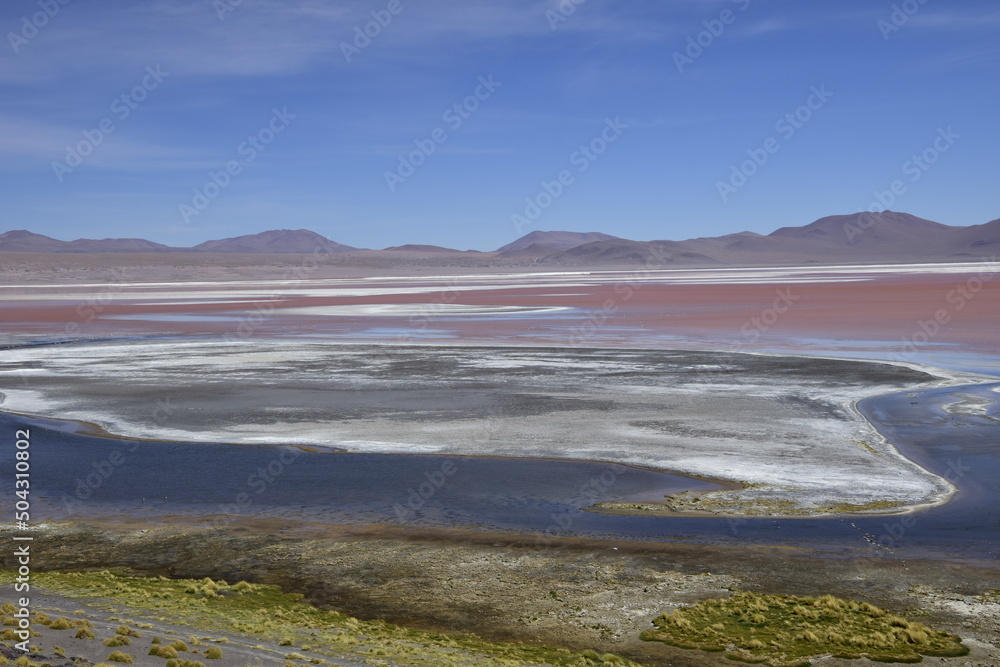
<box><xmin>0</xmin><ymin>569</ymin><xmax>641</xmax><ymax>667</ymax></box>
<box><xmin>641</xmin><ymin>591</ymin><xmax>968</xmax><ymax>666</ymax></box>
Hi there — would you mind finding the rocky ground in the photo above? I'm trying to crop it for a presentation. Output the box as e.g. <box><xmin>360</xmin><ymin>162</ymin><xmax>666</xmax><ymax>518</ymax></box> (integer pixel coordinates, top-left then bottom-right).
<box><xmin>3</xmin><ymin>521</ymin><xmax>998</xmax><ymax>666</ymax></box>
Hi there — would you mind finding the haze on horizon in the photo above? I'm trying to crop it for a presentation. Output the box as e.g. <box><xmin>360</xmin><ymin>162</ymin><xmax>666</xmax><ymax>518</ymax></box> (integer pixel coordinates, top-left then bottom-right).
<box><xmin>0</xmin><ymin>0</ymin><xmax>997</xmax><ymax>251</ymax></box>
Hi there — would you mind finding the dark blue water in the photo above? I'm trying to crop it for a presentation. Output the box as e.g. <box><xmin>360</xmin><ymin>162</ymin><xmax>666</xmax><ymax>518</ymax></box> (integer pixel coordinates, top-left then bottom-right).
<box><xmin>2</xmin><ymin>381</ymin><xmax>997</xmax><ymax>562</ymax></box>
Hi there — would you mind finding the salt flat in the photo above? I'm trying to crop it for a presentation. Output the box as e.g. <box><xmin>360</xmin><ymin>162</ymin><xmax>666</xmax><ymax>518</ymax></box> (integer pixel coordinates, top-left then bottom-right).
<box><xmin>0</xmin><ymin>340</ymin><xmax>980</xmax><ymax>516</ymax></box>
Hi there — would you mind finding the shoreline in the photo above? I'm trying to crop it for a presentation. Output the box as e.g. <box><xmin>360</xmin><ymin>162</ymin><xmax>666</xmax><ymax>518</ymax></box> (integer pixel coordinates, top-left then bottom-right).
<box><xmin>3</xmin><ymin>343</ymin><xmax>993</xmax><ymax>520</ymax></box>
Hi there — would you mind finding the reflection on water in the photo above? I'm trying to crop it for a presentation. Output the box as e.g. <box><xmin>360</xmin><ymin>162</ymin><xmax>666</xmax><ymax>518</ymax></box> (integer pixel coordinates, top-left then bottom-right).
<box><xmin>2</xmin><ymin>381</ymin><xmax>997</xmax><ymax>563</ymax></box>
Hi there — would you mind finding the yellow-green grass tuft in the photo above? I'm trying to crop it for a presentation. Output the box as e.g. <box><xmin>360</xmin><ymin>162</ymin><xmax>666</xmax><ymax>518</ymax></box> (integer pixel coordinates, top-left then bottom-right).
<box><xmin>106</xmin><ymin>651</ymin><xmax>134</xmax><ymax>664</ymax></box>
<box><xmin>204</xmin><ymin>647</ymin><xmax>223</xmax><ymax>660</ymax></box>
<box><xmin>47</xmin><ymin>616</ymin><xmax>74</xmax><ymax>630</ymax></box>
<box><xmin>232</xmin><ymin>581</ymin><xmax>255</xmax><ymax>594</ymax></box>
<box><xmin>642</xmin><ymin>591</ymin><xmax>968</xmax><ymax>666</ymax></box>
<box><xmin>103</xmin><ymin>635</ymin><xmax>131</xmax><ymax>647</ymax></box>
<box><xmin>0</xmin><ymin>569</ymin><xmax>644</xmax><ymax>667</ymax></box>
<box><xmin>116</xmin><ymin>625</ymin><xmax>141</xmax><ymax>637</ymax></box>
<box><xmin>150</xmin><ymin>645</ymin><xmax>178</xmax><ymax>659</ymax></box>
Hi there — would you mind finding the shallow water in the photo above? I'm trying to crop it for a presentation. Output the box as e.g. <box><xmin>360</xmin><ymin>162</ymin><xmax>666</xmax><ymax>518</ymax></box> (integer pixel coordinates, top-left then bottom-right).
<box><xmin>2</xmin><ymin>381</ymin><xmax>997</xmax><ymax>563</ymax></box>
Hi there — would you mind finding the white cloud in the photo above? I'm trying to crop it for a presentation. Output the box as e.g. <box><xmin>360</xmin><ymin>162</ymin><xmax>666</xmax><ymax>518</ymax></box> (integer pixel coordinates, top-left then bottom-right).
<box><xmin>0</xmin><ymin>114</ymin><xmax>214</xmax><ymax>171</ymax></box>
<box><xmin>0</xmin><ymin>0</ymin><xmax>702</xmax><ymax>86</ymax></box>
<box><xmin>906</xmin><ymin>11</ymin><xmax>1000</xmax><ymax>29</ymax></box>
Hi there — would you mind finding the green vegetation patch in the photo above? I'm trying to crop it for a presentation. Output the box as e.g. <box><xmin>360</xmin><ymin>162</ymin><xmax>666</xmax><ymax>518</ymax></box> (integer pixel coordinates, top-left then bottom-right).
<box><xmin>641</xmin><ymin>591</ymin><xmax>968</xmax><ymax>666</ymax></box>
<box><xmin>0</xmin><ymin>570</ymin><xmax>641</xmax><ymax>667</ymax></box>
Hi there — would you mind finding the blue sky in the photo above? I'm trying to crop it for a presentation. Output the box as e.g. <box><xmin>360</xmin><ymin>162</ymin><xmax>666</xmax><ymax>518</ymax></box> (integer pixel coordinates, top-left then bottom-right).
<box><xmin>1</xmin><ymin>0</ymin><xmax>998</xmax><ymax>251</ymax></box>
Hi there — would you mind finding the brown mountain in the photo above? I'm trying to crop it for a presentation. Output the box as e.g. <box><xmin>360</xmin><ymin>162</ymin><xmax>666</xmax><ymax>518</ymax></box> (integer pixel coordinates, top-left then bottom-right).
<box><xmin>945</xmin><ymin>218</ymin><xmax>1000</xmax><ymax>259</ymax></box>
<box><xmin>767</xmin><ymin>211</ymin><xmax>958</xmax><ymax>259</ymax></box>
<box><xmin>500</xmin><ymin>211</ymin><xmax>996</xmax><ymax>267</ymax></box>
<box><xmin>495</xmin><ymin>243</ymin><xmax>570</xmax><ymax>260</ymax></box>
<box><xmin>191</xmin><ymin>229</ymin><xmax>357</xmax><ymax>254</ymax></box>
<box><xmin>539</xmin><ymin>239</ymin><xmax>717</xmax><ymax>266</ymax></box>
<box><xmin>3</xmin><ymin>213</ymin><xmax>996</xmax><ymax>266</ymax></box>
<box><xmin>383</xmin><ymin>244</ymin><xmax>467</xmax><ymax>253</ymax></box>
<box><xmin>0</xmin><ymin>230</ymin><xmax>70</xmax><ymax>252</ymax></box>
<box><xmin>496</xmin><ymin>231</ymin><xmax>620</xmax><ymax>253</ymax></box>
<box><xmin>0</xmin><ymin>230</ymin><xmax>171</xmax><ymax>253</ymax></box>
<box><xmin>62</xmin><ymin>238</ymin><xmax>172</xmax><ymax>253</ymax></box>
<box><xmin>670</xmin><ymin>211</ymin><xmax>974</xmax><ymax>265</ymax></box>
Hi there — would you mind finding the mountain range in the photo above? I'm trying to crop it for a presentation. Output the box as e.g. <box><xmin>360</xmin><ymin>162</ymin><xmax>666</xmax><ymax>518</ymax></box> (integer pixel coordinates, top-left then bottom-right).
<box><xmin>2</xmin><ymin>212</ymin><xmax>997</xmax><ymax>267</ymax></box>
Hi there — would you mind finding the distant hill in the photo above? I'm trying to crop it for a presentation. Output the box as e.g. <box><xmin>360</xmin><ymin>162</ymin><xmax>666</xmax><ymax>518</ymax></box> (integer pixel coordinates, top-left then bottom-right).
<box><xmin>768</xmin><ymin>211</ymin><xmax>958</xmax><ymax>258</ymax></box>
<box><xmin>495</xmin><ymin>243</ymin><xmax>568</xmax><ymax>260</ymax></box>
<box><xmin>539</xmin><ymin>239</ymin><xmax>718</xmax><ymax>266</ymax></box>
<box><xmin>496</xmin><ymin>231</ymin><xmax>620</xmax><ymax>253</ymax></box>
<box><xmin>944</xmin><ymin>218</ymin><xmax>1000</xmax><ymax>257</ymax></box>
<box><xmin>0</xmin><ymin>230</ymin><xmax>171</xmax><ymax>253</ymax></box>
<box><xmin>0</xmin><ymin>230</ymin><xmax>69</xmax><ymax>252</ymax></box>
<box><xmin>512</xmin><ymin>211</ymin><xmax>996</xmax><ymax>266</ymax></box>
<box><xmin>675</xmin><ymin>211</ymin><xmax>971</xmax><ymax>265</ymax></box>
<box><xmin>383</xmin><ymin>244</ymin><xmax>466</xmax><ymax>253</ymax></box>
<box><xmin>63</xmin><ymin>238</ymin><xmax>173</xmax><ymax>253</ymax></box>
<box><xmin>191</xmin><ymin>229</ymin><xmax>356</xmax><ymax>254</ymax></box>
<box><xmin>2</xmin><ymin>213</ymin><xmax>997</xmax><ymax>266</ymax></box>
<box><xmin>0</xmin><ymin>228</ymin><xmax>355</xmax><ymax>254</ymax></box>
